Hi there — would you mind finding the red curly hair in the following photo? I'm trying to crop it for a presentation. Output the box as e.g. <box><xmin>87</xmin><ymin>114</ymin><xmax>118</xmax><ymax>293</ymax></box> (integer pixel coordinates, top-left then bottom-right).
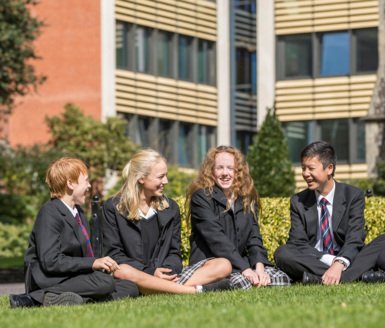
<box><xmin>186</xmin><ymin>146</ymin><xmax>260</xmax><ymax>219</ymax></box>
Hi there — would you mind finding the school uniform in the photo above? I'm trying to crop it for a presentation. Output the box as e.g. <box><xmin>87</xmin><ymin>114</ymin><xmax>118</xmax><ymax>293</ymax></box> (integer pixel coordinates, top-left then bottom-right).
<box><xmin>102</xmin><ymin>196</ymin><xmax>183</xmax><ymax>297</ymax></box>
<box><xmin>189</xmin><ymin>186</ymin><xmax>290</xmax><ymax>288</ymax></box>
<box><xmin>24</xmin><ymin>199</ymin><xmax>115</xmax><ymax>303</ymax></box>
<box><xmin>274</xmin><ymin>181</ymin><xmax>379</xmax><ymax>282</ymax></box>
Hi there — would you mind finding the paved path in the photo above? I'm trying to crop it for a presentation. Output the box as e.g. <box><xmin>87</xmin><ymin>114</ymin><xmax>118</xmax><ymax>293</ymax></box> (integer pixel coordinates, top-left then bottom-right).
<box><xmin>0</xmin><ymin>283</ymin><xmax>25</xmax><ymax>296</ymax></box>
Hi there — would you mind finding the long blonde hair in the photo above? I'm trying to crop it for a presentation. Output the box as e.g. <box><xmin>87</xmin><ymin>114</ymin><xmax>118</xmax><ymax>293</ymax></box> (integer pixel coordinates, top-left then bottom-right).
<box><xmin>186</xmin><ymin>146</ymin><xmax>260</xmax><ymax>218</ymax></box>
<box><xmin>116</xmin><ymin>149</ymin><xmax>169</xmax><ymax>220</ymax></box>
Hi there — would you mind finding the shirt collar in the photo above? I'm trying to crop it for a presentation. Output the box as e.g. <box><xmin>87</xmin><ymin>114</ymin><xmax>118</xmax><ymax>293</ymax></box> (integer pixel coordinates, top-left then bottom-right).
<box><xmin>60</xmin><ymin>199</ymin><xmax>78</xmax><ymax>217</ymax></box>
<box><xmin>139</xmin><ymin>207</ymin><xmax>157</xmax><ymax>220</ymax></box>
<box><xmin>315</xmin><ymin>180</ymin><xmax>336</xmax><ymax>206</ymax></box>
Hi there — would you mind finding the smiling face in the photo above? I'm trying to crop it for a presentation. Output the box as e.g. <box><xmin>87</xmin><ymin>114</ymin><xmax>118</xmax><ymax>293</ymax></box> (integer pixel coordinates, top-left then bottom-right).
<box><xmin>140</xmin><ymin>159</ymin><xmax>168</xmax><ymax>199</ymax></box>
<box><xmin>301</xmin><ymin>156</ymin><xmax>334</xmax><ymax>195</ymax></box>
<box><xmin>70</xmin><ymin>172</ymin><xmax>91</xmax><ymax>206</ymax></box>
<box><xmin>213</xmin><ymin>152</ymin><xmax>235</xmax><ymax>197</ymax></box>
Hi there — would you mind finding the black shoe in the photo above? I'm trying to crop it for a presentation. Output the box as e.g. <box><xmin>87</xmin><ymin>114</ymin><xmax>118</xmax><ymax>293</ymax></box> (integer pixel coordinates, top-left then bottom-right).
<box><xmin>302</xmin><ymin>272</ymin><xmax>322</xmax><ymax>284</ymax></box>
<box><xmin>9</xmin><ymin>294</ymin><xmax>39</xmax><ymax>308</ymax></box>
<box><xmin>43</xmin><ymin>292</ymin><xmax>84</xmax><ymax>306</ymax></box>
<box><xmin>362</xmin><ymin>270</ymin><xmax>385</xmax><ymax>283</ymax></box>
<box><xmin>202</xmin><ymin>278</ymin><xmax>232</xmax><ymax>292</ymax></box>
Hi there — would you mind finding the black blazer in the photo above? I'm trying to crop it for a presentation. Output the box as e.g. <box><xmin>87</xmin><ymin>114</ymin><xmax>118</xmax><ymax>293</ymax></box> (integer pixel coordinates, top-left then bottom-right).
<box><xmin>287</xmin><ymin>181</ymin><xmax>366</xmax><ymax>262</ymax></box>
<box><xmin>102</xmin><ymin>196</ymin><xmax>183</xmax><ymax>275</ymax></box>
<box><xmin>189</xmin><ymin>186</ymin><xmax>271</xmax><ymax>272</ymax></box>
<box><xmin>25</xmin><ymin>199</ymin><xmax>95</xmax><ymax>291</ymax></box>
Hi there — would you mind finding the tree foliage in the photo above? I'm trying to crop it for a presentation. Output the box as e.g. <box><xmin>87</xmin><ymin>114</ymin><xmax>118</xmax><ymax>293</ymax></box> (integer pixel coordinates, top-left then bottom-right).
<box><xmin>247</xmin><ymin>108</ymin><xmax>295</xmax><ymax>197</ymax></box>
<box><xmin>0</xmin><ymin>0</ymin><xmax>45</xmax><ymax>112</ymax></box>
<box><xmin>45</xmin><ymin>104</ymin><xmax>138</xmax><ymax>178</ymax></box>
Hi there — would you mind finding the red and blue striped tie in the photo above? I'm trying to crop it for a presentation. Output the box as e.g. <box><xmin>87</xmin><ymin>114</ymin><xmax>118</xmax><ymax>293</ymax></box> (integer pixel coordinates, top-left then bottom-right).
<box><xmin>320</xmin><ymin>197</ymin><xmax>334</xmax><ymax>255</ymax></box>
<box><xmin>74</xmin><ymin>213</ymin><xmax>94</xmax><ymax>257</ymax></box>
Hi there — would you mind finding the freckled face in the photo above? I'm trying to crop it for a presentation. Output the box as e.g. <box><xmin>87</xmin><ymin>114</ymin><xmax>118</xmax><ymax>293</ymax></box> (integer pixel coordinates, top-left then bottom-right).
<box><xmin>140</xmin><ymin>159</ymin><xmax>168</xmax><ymax>198</ymax></box>
<box><xmin>213</xmin><ymin>152</ymin><xmax>235</xmax><ymax>195</ymax></box>
<box><xmin>301</xmin><ymin>156</ymin><xmax>334</xmax><ymax>195</ymax></box>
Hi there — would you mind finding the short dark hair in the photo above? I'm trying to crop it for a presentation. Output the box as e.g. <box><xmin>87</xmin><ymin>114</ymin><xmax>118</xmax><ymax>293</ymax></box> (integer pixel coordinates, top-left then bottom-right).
<box><xmin>300</xmin><ymin>141</ymin><xmax>336</xmax><ymax>176</ymax></box>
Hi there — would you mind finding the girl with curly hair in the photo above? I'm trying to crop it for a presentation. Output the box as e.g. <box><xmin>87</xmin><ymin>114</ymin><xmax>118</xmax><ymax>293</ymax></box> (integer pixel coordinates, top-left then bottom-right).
<box><xmin>102</xmin><ymin>149</ymin><xmax>231</xmax><ymax>298</ymax></box>
<box><xmin>187</xmin><ymin>146</ymin><xmax>290</xmax><ymax>289</ymax></box>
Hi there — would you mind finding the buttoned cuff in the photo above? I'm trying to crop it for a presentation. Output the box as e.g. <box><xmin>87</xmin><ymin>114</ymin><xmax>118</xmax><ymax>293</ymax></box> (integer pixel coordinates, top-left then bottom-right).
<box><xmin>320</xmin><ymin>254</ymin><xmax>335</xmax><ymax>267</ymax></box>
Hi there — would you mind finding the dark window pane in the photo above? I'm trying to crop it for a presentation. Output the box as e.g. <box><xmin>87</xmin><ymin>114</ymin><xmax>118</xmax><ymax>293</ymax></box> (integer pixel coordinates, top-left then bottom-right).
<box><xmin>356</xmin><ymin>120</ymin><xmax>366</xmax><ymax>162</ymax></box>
<box><xmin>198</xmin><ymin>40</ymin><xmax>215</xmax><ymax>85</ymax></box>
<box><xmin>135</xmin><ymin>27</ymin><xmax>152</xmax><ymax>73</ymax></box>
<box><xmin>251</xmin><ymin>51</ymin><xmax>256</xmax><ymax>94</ymax></box>
<box><xmin>236</xmin><ymin>131</ymin><xmax>254</xmax><ymax>155</ymax></box>
<box><xmin>137</xmin><ymin>117</ymin><xmax>151</xmax><ymax>147</ymax></box>
<box><xmin>283</xmin><ymin>35</ymin><xmax>312</xmax><ymax>78</ymax></box>
<box><xmin>157</xmin><ymin>31</ymin><xmax>173</xmax><ymax>77</ymax></box>
<box><xmin>236</xmin><ymin>47</ymin><xmax>251</xmax><ymax>92</ymax></box>
<box><xmin>234</xmin><ymin>0</ymin><xmax>256</xmax><ymax>13</ymax></box>
<box><xmin>178</xmin><ymin>36</ymin><xmax>193</xmax><ymax>81</ymax></box>
<box><xmin>356</xmin><ymin>28</ymin><xmax>378</xmax><ymax>73</ymax></box>
<box><xmin>178</xmin><ymin>123</ymin><xmax>193</xmax><ymax>166</ymax></box>
<box><xmin>283</xmin><ymin>122</ymin><xmax>310</xmax><ymax>163</ymax></box>
<box><xmin>116</xmin><ymin>21</ymin><xmax>126</xmax><ymax>68</ymax></box>
<box><xmin>320</xmin><ymin>32</ymin><xmax>349</xmax><ymax>76</ymax></box>
<box><xmin>197</xmin><ymin>125</ymin><xmax>215</xmax><ymax>164</ymax></box>
<box><xmin>159</xmin><ymin>120</ymin><xmax>173</xmax><ymax>161</ymax></box>
<box><xmin>319</xmin><ymin>119</ymin><xmax>349</xmax><ymax>161</ymax></box>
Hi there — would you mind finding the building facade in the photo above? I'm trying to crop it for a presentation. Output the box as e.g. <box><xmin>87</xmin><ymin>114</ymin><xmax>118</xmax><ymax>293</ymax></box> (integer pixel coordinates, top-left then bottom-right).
<box><xmin>6</xmin><ymin>0</ymin><xmax>381</xmax><ymax>186</ymax></box>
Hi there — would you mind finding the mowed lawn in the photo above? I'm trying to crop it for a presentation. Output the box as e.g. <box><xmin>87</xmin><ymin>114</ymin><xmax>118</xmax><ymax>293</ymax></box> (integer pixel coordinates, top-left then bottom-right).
<box><xmin>1</xmin><ymin>283</ymin><xmax>385</xmax><ymax>328</ymax></box>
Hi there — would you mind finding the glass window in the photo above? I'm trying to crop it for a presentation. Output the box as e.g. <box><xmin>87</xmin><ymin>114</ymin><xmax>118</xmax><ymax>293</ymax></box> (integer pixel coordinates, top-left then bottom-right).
<box><xmin>178</xmin><ymin>123</ymin><xmax>193</xmax><ymax>167</ymax></box>
<box><xmin>159</xmin><ymin>119</ymin><xmax>173</xmax><ymax>161</ymax></box>
<box><xmin>319</xmin><ymin>119</ymin><xmax>349</xmax><ymax>161</ymax></box>
<box><xmin>198</xmin><ymin>40</ymin><xmax>215</xmax><ymax>85</ymax></box>
<box><xmin>116</xmin><ymin>21</ymin><xmax>126</xmax><ymax>69</ymax></box>
<box><xmin>198</xmin><ymin>125</ymin><xmax>216</xmax><ymax>164</ymax></box>
<box><xmin>157</xmin><ymin>31</ymin><xmax>173</xmax><ymax>77</ymax></box>
<box><xmin>135</xmin><ymin>26</ymin><xmax>152</xmax><ymax>73</ymax></box>
<box><xmin>234</xmin><ymin>0</ymin><xmax>256</xmax><ymax>13</ymax></box>
<box><xmin>137</xmin><ymin>116</ymin><xmax>151</xmax><ymax>147</ymax></box>
<box><xmin>251</xmin><ymin>51</ymin><xmax>256</xmax><ymax>94</ymax></box>
<box><xmin>178</xmin><ymin>35</ymin><xmax>193</xmax><ymax>81</ymax></box>
<box><xmin>320</xmin><ymin>32</ymin><xmax>349</xmax><ymax>76</ymax></box>
<box><xmin>283</xmin><ymin>122</ymin><xmax>310</xmax><ymax>163</ymax></box>
<box><xmin>282</xmin><ymin>35</ymin><xmax>312</xmax><ymax>78</ymax></box>
<box><xmin>356</xmin><ymin>28</ymin><xmax>378</xmax><ymax>73</ymax></box>
<box><xmin>236</xmin><ymin>131</ymin><xmax>255</xmax><ymax>155</ymax></box>
<box><xmin>236</xmin><ymin>48</ymin><xmax>251</xmax><ymax>92</ymax></box>
<box><xmin>356</xmin><ymin>120</ymin><xmax>366</xmax><ymax>162</ymax></box>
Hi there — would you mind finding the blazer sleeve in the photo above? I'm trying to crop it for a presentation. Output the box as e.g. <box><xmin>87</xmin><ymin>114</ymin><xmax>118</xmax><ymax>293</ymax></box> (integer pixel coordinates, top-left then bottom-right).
<box><xmin>245</xmin><ymin>207</ymin><xmax>271</xmax><ymax>267</ymax></box>
<box><xmin>102</xmin><ymin>199</ymin><xmax>145</xmax><ymax>270</ymax></box>
<box><xmin>34</xmin><ymin>206</ymin><xmax>94</xmax><ymax>274</ymax></box>
<box><xmin>160</xmin><ymin>200</ymin><xmax>183</xmax><ymax>273</ymax></box>
<box><xmin>287</xmin><ymin>196</ymin><xmax>323</xmax><ymax>258</ymax></box>
<box><xmin>191</xmin><ymin>190</ymin><xmax>251</xmax><ymax>272</ymax></box>
<box><xmin>337</xmin><ymin>189</ymin><xmax>366</xmax><ymax>261</ymax></box>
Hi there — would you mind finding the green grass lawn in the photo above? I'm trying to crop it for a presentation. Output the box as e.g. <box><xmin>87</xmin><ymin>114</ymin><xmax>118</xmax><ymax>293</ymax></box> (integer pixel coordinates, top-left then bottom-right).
<box><xmin>1</xmin><ymin>283</ymin><xmax>385</xmax><ymax>328</ymax></box>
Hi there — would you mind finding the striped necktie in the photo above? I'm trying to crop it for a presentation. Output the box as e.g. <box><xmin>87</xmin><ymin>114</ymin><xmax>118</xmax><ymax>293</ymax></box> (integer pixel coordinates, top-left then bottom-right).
<box><xmin>74</xmin><ymin>213</ymin><xmax>94</xmax><ymax>257</ymax></box>
<box><xmin>320</xmin><ymin>197</ymin><xmax>334</xmax><ymax>255</ymax></box>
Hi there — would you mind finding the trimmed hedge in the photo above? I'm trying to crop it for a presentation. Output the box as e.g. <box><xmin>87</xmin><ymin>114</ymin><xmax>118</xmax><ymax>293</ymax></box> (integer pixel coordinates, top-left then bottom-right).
<box><xmin>1</xmin><ymin>197</ymin><xmax>385</xmax><ymax>264</ymax></box>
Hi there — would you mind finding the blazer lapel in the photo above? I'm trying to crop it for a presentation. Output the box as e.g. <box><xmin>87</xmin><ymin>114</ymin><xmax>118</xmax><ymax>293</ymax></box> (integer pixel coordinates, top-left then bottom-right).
<box><xmin>303</xmin><ymin>191</ymin><xmax>319</xmax><ymax>240</ymax></box>
<box><xmin>157</xmin><ymin>208</ymin><xmax>173</xmax><ymax>230</ymax></box>
<box><xmin>212</xmin><ymin>186</ymin><xmax>228</xmax><ymax>209</ymax></box>
<box><xmin>55</xmin><ymin>199</ymin><xmax>87</xmax><ymax>255</ymax></box>
<box><xmin>331</xmin><ymin>182</ymin><xmax>346</xmax><ymax>232</ymax></box>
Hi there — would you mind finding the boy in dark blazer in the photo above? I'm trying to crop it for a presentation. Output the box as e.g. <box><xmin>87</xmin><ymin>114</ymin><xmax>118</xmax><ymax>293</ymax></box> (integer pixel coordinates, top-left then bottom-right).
<box><xmin>274</xmin><ymin>141</ymin><xmax>385</xmax><ymax>284</ymax></box>
<box><xmin>9</xmin><ymin>158</ymin><xmax>122</xmax><ymax>308</ymax></box>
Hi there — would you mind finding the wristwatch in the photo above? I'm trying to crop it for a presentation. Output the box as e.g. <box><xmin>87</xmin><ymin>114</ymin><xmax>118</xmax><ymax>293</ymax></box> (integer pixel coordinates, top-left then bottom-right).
<box><xmin>334</xmin><ymin>259</ymin><xmax>347</xmax><ymax>269</ymax></box>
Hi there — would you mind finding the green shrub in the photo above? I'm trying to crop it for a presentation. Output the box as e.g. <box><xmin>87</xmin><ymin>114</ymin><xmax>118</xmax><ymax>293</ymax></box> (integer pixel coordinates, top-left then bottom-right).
<box><xmin>2</xmin><ymin>196</ymin><xmax>384</xmax><ymax>265</ymax></box>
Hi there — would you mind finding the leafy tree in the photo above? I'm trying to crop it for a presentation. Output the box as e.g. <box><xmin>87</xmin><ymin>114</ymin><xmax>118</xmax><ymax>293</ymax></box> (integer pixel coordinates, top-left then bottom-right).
<box><xmin>0</xmin><ymin>0</ymin><xmax>45</xmax><ymax>113</ymax></box>
<box><xmin>45</xmin><ymin>104</ymin><xmax>138</xmax><ymax>179</ymax></box>
<box><xmin>247</xmin><ymin>108</ymin><xmax>295</xmax><ymax>197</ymax></box>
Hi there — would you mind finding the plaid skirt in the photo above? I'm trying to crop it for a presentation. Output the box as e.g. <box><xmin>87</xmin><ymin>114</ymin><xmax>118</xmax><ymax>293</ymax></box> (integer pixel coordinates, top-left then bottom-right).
<box><xmin>178</xmin><ymin>260</ymin><xmax>290</xmax><ymax>288</ymax></box>
<box><xmin>230</xmin><ymin>266</ymin><xmax>291</xmax><ymax>289</ymax></box>
<box><xmin>177</xmin><ymin>258</ymin><xmax>212</xmax><ymax>285</ymax></box>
